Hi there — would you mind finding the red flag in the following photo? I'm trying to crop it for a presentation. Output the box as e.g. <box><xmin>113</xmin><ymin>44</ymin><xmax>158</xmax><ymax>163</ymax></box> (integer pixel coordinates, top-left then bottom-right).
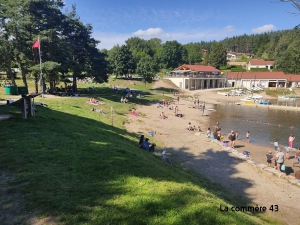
<box><xmin>32</xmin><ymin>39</ymin><xmax>40</xmax><ymax>49</ymax></box>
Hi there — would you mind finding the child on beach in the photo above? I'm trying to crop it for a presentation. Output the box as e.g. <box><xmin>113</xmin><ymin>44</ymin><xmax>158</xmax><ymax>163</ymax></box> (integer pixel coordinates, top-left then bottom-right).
<box><xmin>288</xmin><ymin>134</ymin><xmax>295</xmax><ymax>148</ymax></box>
<box><xmin>266</xmin><ymin>151</ymin><xmax>273</xmax><ymax>167</ymax></box>
<box><xmin>206</xmin><ymin>128</ymin><xmax>211</xmax><ymax>138</ymax></box>
<box><xmin>274</xmin><ymin>139</ymin><xmax>278</xmax><ymax>151</ymax></box>
<box><xmin>246</xmin><ymin>131</ymin><xmax>250</xmax><ymax>143</ymax></box>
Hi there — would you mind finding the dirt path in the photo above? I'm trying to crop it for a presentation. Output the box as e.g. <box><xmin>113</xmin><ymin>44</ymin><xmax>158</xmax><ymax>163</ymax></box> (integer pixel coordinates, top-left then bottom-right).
<box><xmin>125</xmin><ymin>80</ymin><xmax>300</xmax><ymax>225</ymax></box>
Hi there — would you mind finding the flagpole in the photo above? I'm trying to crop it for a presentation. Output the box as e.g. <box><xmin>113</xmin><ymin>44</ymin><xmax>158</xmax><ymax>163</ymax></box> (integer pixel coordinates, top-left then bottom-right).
<box><xmin>38</xmin><ymin>37</ymin><xmax>44</xmax><ymax>98</ymax></box>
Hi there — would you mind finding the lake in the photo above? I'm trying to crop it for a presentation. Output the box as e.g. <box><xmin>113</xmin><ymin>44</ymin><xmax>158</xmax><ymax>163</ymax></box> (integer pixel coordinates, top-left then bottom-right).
<box><xmin>206</xmin><ymin>103</ymin><xmax>300</xmax><ymax>149</ymax></box>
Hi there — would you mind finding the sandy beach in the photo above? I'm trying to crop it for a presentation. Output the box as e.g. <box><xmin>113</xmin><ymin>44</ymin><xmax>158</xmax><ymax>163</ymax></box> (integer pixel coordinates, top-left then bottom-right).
<box><xmin>125</xmin><ymin>80</ymin><xmax>300</xmax><ymax>225</ymax></box>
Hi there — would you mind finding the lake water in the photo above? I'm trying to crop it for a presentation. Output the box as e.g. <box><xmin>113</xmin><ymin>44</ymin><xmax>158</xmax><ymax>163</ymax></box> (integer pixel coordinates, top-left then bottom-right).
<box><xmin>206</xmin><ymin>103</ymin><xmax>300</xmax><ymax>149</ymax></box>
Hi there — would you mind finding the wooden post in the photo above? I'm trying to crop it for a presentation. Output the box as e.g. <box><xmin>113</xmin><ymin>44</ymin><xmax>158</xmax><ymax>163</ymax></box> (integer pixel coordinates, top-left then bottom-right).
<box><xmin>21</xmin><ymin>98</ymin><xmax>27</xmax><ymax>119</ymax></box>
<box><xmin>111</xmin><ymin>106</ymin><xmax>113</xmax><ymax>126</ymax></box>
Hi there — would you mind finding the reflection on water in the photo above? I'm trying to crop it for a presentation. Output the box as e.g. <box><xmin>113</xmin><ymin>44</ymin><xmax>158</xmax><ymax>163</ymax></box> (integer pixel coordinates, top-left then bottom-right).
<box><xmin>207</xmin><ymin>103</ymin><xmax>300</xmax><ymax>148</ymax></box>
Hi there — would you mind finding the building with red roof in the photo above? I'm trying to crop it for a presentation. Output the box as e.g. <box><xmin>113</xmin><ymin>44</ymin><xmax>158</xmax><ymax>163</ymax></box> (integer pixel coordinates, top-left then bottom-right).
<box><xmin>248</xmin><ymin>60</ymin><xmax>274</xmax><ymax>71</ymax></box>
<box><xmin>165</xmin><ymin>64</ymin><xmax>300</xmax><ymax>90</ymax></box>
<box><xmin>227</xmin><ymin>72</ymin><xmax>300</xmax><ymax>88</ymax></box>
<box><xmin>166</xmin><ymin>64</ymin><xmax>226</xmax><ymax>90</ymax></box>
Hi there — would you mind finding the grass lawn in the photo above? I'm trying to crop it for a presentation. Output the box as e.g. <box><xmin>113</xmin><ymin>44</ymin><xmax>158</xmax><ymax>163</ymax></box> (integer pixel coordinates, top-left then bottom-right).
<box><xmin>0</xmin><ymin>80</ymin><xmax>278</xmax><ymax>224</ymax></box>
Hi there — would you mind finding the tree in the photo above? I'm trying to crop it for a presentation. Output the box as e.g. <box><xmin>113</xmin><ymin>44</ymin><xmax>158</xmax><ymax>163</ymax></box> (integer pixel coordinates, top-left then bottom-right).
<box><xmin>183</xmin><ymin>43</ymin><xmax>203</xmax><ymax>64</ymax></box>
<box><xmin>0</xmin><ymin>0</ymin><xmax>65</xmax><ymax>88</ymax></box>
<box><xmin>208</xmin><ymin>42</ymin><xmax>227</xmax><ymax>69</ymax></box>
<box><xmin>136</xmin><ymin>56</ymin><xmax>156</xmax><ymax>88</ymax></box>
<box><xmin>106</xmin><ymin>45</ymin><xmax>120</xmax><ymax>74</ymax></box>
<box><xmin>275</xmin><ymin>38</ymin><xmax>300</xmax><ymax>74</ymax></box>
<box><xmin>159</xmin><ymin>41</ymin><xmax>187</xmax><ymax>69</ymax></box>
<box><xmin>62</xmin><ymin>5</ymin><xmax>102</xmax><ymax>92</ymax></box>
<box><xmin>112</xmin><ymin>45</ymin><xmax>136</xmax><ymax>78</ymax></box>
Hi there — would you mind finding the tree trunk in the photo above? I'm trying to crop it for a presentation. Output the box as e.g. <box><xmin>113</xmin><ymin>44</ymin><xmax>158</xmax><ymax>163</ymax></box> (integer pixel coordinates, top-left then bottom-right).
<box><xmin>20</xmin><ymin>67</ymin><xmax>28</xmax><ymax>88</ymax></box>
<box><xmin>72</xmin><ymin>71</ymin><xmax>77</xmax><ymax>93</ymax></box>
<box><xmin>6</xmin><ymin>69</ymin><xmax>16</xmax><ymax>86</ymax></box>
<box><xmin>50</xmin><ymin>79</ymin><xmax>54</xmax><ymax>93</ymax></box>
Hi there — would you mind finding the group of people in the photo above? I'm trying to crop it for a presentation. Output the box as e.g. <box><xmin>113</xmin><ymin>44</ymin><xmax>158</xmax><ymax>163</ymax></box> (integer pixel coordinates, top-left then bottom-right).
<box><xmin>120</xmin><ymin>97</ymin><xmax>129</xmax><ymax>103</ymax></box>
<box><xmin>138</xmin><ymin>135</ymin><xmax>155</xmax><ymax>152</ymax></box>
<box><xmin>87</xmin><ymin>97</ymin><xmax>103</xmax><ymax>105</ymax></box>
<box><xmin>265</xmin><ymin>147</ymin><xmax>286</xmax><ymax>171</ymax></box>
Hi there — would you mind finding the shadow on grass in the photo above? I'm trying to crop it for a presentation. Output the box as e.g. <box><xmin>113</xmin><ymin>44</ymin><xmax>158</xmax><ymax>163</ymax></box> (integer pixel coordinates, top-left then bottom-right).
<box><xmin>0</xmin><ymin>102</ymin><xmax>274</xmax><ymax>224</ymax></box>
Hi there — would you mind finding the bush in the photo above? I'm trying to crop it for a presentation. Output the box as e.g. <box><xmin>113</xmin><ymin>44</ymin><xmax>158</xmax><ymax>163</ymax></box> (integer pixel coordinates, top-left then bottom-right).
<box><xmin>250</xmin><ymin>68</ymin><xmax>269</xmax><ymax>72</ymax></box>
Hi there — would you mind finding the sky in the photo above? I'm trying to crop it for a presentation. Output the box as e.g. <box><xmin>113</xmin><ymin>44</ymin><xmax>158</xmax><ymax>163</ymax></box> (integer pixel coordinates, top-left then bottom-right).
<box><xmin>63</xmin><ymin>0</ymin><xmax>299</xmax><ymax>50</ymax></box>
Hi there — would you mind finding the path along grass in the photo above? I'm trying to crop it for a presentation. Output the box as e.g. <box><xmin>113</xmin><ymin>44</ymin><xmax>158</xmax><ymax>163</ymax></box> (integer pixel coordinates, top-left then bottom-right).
<box><xmin>0</xmin><ymin>83</ymin><xmax>278</xmax><ymax>224</ymax></box>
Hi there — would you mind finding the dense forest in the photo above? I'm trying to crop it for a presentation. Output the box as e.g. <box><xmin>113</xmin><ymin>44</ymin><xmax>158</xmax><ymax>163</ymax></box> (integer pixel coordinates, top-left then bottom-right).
<box><xmin>1</xmin><ymin>0</ymin><xmax>300</xmax><ymax>92</ymax></box>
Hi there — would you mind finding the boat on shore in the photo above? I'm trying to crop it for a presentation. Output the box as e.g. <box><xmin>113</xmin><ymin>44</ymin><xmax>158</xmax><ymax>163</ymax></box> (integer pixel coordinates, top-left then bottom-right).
<box><xmin>240</xmin><ymin>95</ymin><xmax>262</xmax><ymax>102</ymax></box>
<box><xmin>278</xmin><ymin>95</ymin><xmax>295</xmax><ymax>101</ymax></box>
<box><xmin>259</xmin><ymin>100</ymin><xmax>272</xmax><ymax>105</ymax></box>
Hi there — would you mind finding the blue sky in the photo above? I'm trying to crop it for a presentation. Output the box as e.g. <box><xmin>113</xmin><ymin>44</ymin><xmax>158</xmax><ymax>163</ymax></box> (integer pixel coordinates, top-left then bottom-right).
<box><xmin>63</xmin><ymin>0</ymin><xmax>299</xmax><ymax>49</ymax></box>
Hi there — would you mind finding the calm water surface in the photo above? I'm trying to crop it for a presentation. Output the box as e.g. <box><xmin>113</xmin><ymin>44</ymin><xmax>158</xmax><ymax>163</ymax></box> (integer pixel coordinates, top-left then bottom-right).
<box><xmin>206</xmin><ymin>103</ymin><xmax>300</xmax><ymax>148</ymax></box>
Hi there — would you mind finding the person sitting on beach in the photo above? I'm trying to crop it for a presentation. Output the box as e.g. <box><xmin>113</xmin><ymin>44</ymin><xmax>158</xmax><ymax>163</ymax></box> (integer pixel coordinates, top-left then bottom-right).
<box><xmin>206</xmin><ymin>128</ymin><xmax>211</xmax><ymax>138</ymax></box>
<box><xmin>293</xmin><ymin>148</ymin><xmax>300</xmax><ymax>167</ymax></box>
<box><xmin>88</xmin><ymin>97</ymin><xmax>98</xmax><ymax>104</ymax></box>
<box><xmin>160</xmin><ymin>112</ymin><xmax>168</xmax><ymax>119</ymax></box>
<box><xmin>266</xmin><ymin>151</ymin><xmax>273</xmax><ymax>167</ymax></box>
<box><xmin>131</xmin><ymin>108</ymin><xmax>139</xmax><ymax>116</ymax></box>
<box><xmin>91</xmin><ymin>108</ymin><xmax>105</xmax><ymax>114</ymax></box>
<box><xmin>187</xmin><ymin>122</ymin><xmax>193</xmax><ymax>131</ymax></box>
<box><xmin>198</xmin><ymin>126</ymin><xmax>202</xmax><ymax>132</ymax></box>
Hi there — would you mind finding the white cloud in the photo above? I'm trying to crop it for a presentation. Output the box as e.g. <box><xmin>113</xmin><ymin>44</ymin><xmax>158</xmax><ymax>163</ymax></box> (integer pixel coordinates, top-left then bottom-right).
<box><xmin>222</xmin><ymin>25</ymin><xmax>235</xmax><ymax>32</ymax></box>
<box><xmin>93</xmin><ymin>25</ymin><xmax>238</xmax><ymax>50</ymax></box>
<box><xmin>133</xmin><ymin>28</ymin><xmax>164</xmax><ymax>36</ymax></box>
<box><xmin>93</xmin><ymin>32</ymin><xmax>131</xmax><ymax>50</ymax></box>
<box><xmin>251</xmin><ymin>24</ymin><xmax>276</xmax><ymax>34</ymax></box>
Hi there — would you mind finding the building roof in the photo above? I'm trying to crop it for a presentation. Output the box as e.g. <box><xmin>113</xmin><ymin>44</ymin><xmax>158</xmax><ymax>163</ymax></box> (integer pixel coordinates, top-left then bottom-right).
<box><xmin>227</xmin><ymin>72</ymin><xmax>300</xmax><ymax>81</ymax></box>
<box><xmin>173</xmin><ymin>64</ymin><xmax>220</xmax><ymax>72</ymax></box>
<box><xmin>249</xmin><ymin>60</ymin><xmax>274</xmax><ymax>66</ymax></box>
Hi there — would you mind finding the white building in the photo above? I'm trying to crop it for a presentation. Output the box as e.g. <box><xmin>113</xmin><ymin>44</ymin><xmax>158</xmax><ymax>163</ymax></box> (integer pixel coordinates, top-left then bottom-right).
<box><xmin>165</xmin><ymin>64</ymin><xmax>226</xmax><ymax>90</ymax></box>
<box><xmin>248</xmin><ymin>60</ymin><xmax>274</xmax><ymax>71</ymax></box>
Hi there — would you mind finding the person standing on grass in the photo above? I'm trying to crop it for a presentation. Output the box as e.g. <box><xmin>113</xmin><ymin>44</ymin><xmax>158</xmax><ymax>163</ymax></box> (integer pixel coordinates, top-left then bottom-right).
<box><xmin>201</xmin><ymin>101</ymin><xmax>205</xmax><ymax>116</ymax></box>
<box><xmin>246</xmin><ymin>131</ymin><xmax>250</xmax><ymax>143</ymax></box>
<box><xmin>288</xmin><ymin>134</ymin><xmax>295</xmax><ymax>149</ymax></box>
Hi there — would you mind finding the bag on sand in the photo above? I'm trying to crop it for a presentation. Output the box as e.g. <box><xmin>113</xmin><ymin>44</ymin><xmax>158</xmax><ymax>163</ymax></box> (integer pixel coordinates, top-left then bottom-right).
<box><xmin>243</xmin><ymin>150</ymin><xmax>250</xmax><ymax>157</ymax></box>
<box><xmin>281</xmin><ymin>164</ymin><xmax>286</xmax><ymax>171</ymax></box>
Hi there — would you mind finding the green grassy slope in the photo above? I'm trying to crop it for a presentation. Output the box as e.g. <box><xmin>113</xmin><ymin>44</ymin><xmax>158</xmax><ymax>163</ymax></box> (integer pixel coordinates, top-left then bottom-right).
<box><xmin>0</xmin><ymin>82</ymin><xmax>277</xmax><ymax>224</ymax></box>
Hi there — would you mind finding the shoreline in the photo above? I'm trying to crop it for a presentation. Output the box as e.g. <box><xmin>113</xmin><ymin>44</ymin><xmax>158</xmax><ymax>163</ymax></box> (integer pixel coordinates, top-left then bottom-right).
<box><xmin>124</xmin><ymin>86</ymin><xmax>300</xmax><ymax>225</ymax></box>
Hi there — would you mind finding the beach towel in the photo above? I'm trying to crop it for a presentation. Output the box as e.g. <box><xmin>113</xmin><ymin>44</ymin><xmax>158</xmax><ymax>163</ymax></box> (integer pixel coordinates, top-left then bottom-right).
<box><xmin>222</xmin><ymin>142</ymin><xmax>228</xmax><ymax>147</ymax></box>
<box><xmin>131</xmin><ymin>112</ymin><xmax>139</xmax><ymax>117</ymax></box>
<box><xmin>148</xmin><ymin>132</ymin><xmax>155</xmax><ymax>137</ymax></box>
